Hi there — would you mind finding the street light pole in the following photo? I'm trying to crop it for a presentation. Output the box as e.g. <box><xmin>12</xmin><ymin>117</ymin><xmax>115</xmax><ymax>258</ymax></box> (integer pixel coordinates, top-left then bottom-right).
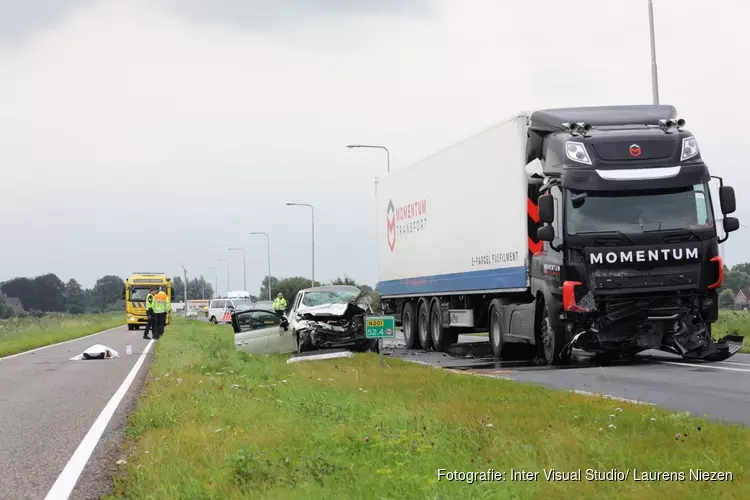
<box><xmin>286</xmin><ymin>202</ymin><xmax>315</xmax><ymax>287</ymax></box>
<box><xmin>204</xmin><ymin>266</ymin><xmax>217</xmax><ymax>299</ymax></box>
<box><xmin>251</xmin><ymin>232</ymin><xmax>272</xmax><ymax>300</ymax></box>
<box><xmin>347</xmin><ymin>144</ymin><xmax>390</xmax><ymax>173</ymax></box>
<box><xmin>217</xmin><ymin>258</ymin><xmax>230</xmax><ymax>296</ymax></box>
<box><xmin>228</xmin><ymin>247</ymin><xmax>247</xmax><ymax>292</ymax></box>
<box><xmin>648</xmin><ymin>0</ymin><xmax>659</xmax><ymax>105</ymax></box>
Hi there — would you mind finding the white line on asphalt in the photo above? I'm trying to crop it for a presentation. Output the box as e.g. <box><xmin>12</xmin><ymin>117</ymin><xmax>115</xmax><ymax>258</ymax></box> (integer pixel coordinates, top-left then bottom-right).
<box><xmin>715</xmin><ymin>360</ymin><xmax>750</xmax><ymax>367</ymax></box>
<box><xmin>0</xmin><ymin>325</ymin><xmax>126</xmax><ymax>361</ymax></box>
<box><xmin>657</xmin><ymin>360</ymin><xmax>750</xmax><ymax>373</ymax></box>
<box><xmin>44</xmin><ymin>339</ymin><xmax>155</xmax><ymax>500</ymax></box>
<box><xmin>569</xmin><ymin>390</ymin><xmax>656</xmax><ymax>405</ymax></box>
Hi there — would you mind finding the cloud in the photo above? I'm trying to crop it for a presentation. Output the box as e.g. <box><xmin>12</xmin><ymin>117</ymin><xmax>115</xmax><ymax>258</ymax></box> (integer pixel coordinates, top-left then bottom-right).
<box><xmin>0</xmin><ymin>0</ymin><xmax>97</xmax><ymax>47</ymax></box>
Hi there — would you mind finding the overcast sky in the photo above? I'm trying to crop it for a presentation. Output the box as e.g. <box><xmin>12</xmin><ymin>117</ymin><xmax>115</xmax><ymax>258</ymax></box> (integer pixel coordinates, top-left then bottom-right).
<box><xmin>1</xmin><ymin>0</ymin><xmax>748</xmax><ymax>294</ymax></box>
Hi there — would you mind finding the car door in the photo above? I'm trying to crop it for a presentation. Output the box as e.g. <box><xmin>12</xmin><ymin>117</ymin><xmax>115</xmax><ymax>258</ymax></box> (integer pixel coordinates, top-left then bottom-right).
<box><xmin>232</xmin><ymin>310</ymin><xmax>273</xmax><ymax>354</ymax></box>
<box><xmin>209</xmin><ymin>300</ymin><xmax>225</xmax><ymax>322</ymax></box>
<box><xmin>287</xmin><ymin>292</ymin><xmax>304</xmax><ymax>332</ymax></box>
<box><xmin>257</xmin><ymin>310</ymin><xmax>296</xmax><ymax>354</ymax></box>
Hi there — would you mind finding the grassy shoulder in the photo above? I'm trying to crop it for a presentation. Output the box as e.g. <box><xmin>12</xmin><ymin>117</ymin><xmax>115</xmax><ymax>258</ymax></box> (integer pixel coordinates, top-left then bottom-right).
<box><xmin>467</xmin><ymin>310</ymin><xmax>750</xmax><ymax>353</ymax></box>
<box><xmin>0</xmin><ymin>312</ymin><xmax>123</xmax><ymax>357</ymax></box>
<box><xmin>109</xmin><ymin>318</ymin><xmax>749</xmax><ymax>499</ymax></box>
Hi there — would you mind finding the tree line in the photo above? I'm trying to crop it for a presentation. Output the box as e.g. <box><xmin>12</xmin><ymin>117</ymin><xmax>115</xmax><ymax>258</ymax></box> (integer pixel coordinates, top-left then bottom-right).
<box><xmin>719</xmin><ymin>263</ymin><xmax>750</xmax><ymax>309</ymax></box>
<box><xmin>0</xmin><ymin>274</ymin><xmax>126</xmax><ymax>319</ymax></box>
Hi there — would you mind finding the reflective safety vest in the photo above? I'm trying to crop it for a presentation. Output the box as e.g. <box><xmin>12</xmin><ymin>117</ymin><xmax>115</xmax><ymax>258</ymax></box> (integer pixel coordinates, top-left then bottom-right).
<box><xmin>273</xmin><ymin>297</ymin><xmax>287</xmax><ymax>310</ymax></box>
<box><xmin>146</xmin><ymin>294</ymin><xmax>154</xmax><ymax>311</ymax></box>
<box><xmin>153</xmin><ymin>291</ymin><xmax>170</xmax><ymax>314</ymax></box>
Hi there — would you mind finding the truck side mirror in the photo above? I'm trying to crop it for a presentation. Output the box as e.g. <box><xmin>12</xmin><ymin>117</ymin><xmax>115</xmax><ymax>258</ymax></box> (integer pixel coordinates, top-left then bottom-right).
<box><xmin>538</xmin><ymin>194</ymin><xmax>554</xmax><ymax>223</ymax></box>
<box><xmin>719</xmin><ymin>186</ymin><xmax>736</xmax><ymax>214</ymax></box>
<box><xmin>723</xmin><ymin>217</ymin><xmax>740</xmax><ymax>233</ymax></box>
<box><xmin>121</xmin><ymin>287</ymin><xmax>126</xmax><ymax>300</ymax></box>
<box><xmin>537</xmin><ymin>225</ymin><xmax>555</xmax><ymax>242</ymax></box>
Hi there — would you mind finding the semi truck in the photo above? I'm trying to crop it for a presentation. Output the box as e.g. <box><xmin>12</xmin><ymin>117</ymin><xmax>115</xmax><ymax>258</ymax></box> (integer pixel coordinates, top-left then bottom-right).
<box><xmin>123</xmin><ymin>272</ymin><xmax>174</xmax><ymax>330</ymax></box>
<box><xmin>375</xmin><ymin>105</ymin><xmax>743</xmax><ymax>365</ymax></box>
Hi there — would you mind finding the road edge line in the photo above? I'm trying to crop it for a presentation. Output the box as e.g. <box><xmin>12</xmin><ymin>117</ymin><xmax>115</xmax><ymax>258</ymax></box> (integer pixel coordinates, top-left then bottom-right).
<box><xmin>0</xmin><ymin>325</ymin><xmax>125</xmax><ymax>361</ymax></box>
<box><xmin>569</xmin><ymin>389</ymin><xmax>655</xmax><ymax>406</ymax></box>
<box><xmin>44</xmin><ymin>338</ymin><xmax>155</xmax><ymax>500</ymax></box>
<box><xmin>656</xmin><ymin>360</ymin><xmax>750</xmax><ymax>373</ymax></box>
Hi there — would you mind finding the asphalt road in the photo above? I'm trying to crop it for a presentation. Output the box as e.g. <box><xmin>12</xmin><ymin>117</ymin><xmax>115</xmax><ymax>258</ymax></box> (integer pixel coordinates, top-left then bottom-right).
<box><xmin>383</xmin><ymin>334</ymin><xmax>750</xmax><ymax>426</ymax></box>
<box><xmin>0</xmin><ymin>326</ymin><xmax>153</xmax><ymax>500</ymax></box>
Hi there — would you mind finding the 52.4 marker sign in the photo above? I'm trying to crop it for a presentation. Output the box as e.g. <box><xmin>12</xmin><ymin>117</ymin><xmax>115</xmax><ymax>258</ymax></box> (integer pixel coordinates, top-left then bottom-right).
<box><xmin>365</xmin><ymin>316</ymin><xmax>396</xmax><ymax>339</ymax></box>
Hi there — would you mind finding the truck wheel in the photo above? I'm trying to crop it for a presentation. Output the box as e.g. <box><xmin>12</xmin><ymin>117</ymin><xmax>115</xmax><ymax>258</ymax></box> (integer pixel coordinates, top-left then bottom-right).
<box><xmin>402</xmin><ymin>302</ymin><xmax>420</xmax><ymax>349</ymax></box>
<box><xmin>430</xmin><ymin>301</ymin><xmax>456</xmax><ymax>351</ymax></box>
<box><xmin>537</xmin><ymin>301</ymin><xmax>571</xmax><ymax>366</ymax></box>
<box><xmin>489</xmin><ymin>299</ymin><xmax>504</xmax><ymax>360</ymax></box>
<box><xmin>127</xmin><ymin>325</ymin><xmax>135</xmax><ymax>331</ymax></box>
<box><xmin>417</xmin><ymin>300</ymin><xmax>433</xmax><ymax>350</ymax></box>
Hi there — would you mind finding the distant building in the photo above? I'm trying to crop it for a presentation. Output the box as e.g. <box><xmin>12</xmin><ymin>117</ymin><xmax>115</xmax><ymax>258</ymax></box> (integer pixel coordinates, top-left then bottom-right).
<box><xmin>733</xmin><ymin>289</ymin><xmax>750</xmax><ymax>310</ymax></box>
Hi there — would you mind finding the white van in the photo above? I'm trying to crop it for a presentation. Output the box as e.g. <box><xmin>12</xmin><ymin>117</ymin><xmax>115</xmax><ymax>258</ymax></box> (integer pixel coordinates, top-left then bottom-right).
<box><xmin>207</xmin><ymin>297</ymin><xmax>254</xmax><ymax>324</ymax></box>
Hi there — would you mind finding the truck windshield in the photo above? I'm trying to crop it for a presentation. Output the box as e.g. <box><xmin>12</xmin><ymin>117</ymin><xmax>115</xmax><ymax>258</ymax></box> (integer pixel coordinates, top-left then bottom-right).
<box><xmin>565</xmin><ymin>183</ymin><xmax>713</xmax><ymax>235</ymax></box>
<box><xmin>128</xmin><ymin>287</ymin><xmax>152</xmax><ymax>301</ymax></box>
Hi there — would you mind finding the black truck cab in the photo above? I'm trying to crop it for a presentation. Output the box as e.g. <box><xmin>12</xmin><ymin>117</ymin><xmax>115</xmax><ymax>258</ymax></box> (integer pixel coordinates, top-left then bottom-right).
<box><xmin>525</xmin><ymin>105</ymin><xmax>742</xmax><ymax>364</ymax></box>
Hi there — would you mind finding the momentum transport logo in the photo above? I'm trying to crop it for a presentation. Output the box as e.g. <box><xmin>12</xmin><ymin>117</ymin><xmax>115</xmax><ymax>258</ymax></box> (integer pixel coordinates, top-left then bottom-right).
<box><xmin>386</xmin><ymin>198</ymin><xmax>428</xmax><ymax>252</ymax></box>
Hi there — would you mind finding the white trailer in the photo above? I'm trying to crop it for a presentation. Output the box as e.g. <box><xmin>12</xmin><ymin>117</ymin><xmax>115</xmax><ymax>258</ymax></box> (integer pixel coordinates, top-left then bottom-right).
<box><xmin>375</xmin><ymin>114</ymin><xmax>538</xmax><ymax>351</ymax></box>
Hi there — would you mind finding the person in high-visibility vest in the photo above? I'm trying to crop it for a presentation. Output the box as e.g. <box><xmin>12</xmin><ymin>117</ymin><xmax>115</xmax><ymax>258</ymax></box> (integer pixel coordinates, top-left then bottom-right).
<box><xmin>152</xmin><ymin>287</ymin><xmax>170</xmax><ymax>339</ymax></box>
<box><xmin>143</xmin><ymin>288</ymin><xmax>156</xmax><ymax>340</ymax></box>
<box><xmin>273</xmin><ymin>292</ymin><xmax>287</xmax><ymax>317</ymax></box>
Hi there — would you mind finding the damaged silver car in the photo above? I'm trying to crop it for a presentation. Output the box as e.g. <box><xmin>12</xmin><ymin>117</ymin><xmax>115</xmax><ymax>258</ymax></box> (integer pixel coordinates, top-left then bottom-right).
<box><xmin>290</xmin><ymin>285</ymin><xmax>379</xmax><ymax>354</ymax></box>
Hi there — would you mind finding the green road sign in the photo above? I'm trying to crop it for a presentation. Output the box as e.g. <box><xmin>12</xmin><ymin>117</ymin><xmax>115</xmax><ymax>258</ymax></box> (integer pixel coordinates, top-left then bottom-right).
<box><xmin>365</xmin><ymin>315</ymin><xmax>396</xmax><ymax>339</ymax></box>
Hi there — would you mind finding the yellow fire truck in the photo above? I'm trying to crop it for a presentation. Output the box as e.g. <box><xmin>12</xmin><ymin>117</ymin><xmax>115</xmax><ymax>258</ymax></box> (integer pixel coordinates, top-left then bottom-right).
<box><xmin>123</xmin><ymin>272</ymin><xmax>174</xmax><ymax>330</ymax></box>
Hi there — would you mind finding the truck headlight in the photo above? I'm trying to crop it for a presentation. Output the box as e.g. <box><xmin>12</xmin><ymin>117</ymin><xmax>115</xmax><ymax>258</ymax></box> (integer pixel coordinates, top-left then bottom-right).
<box><xmin>129</xmin><ymin>316</ymin><xmax>136</xmax><ymax>321</ymax></box>
<box><xmin>565</xmin><ymin>141</ymin><xmax>592</xmax><ymax>165</ymax></box>
<box><xmin>681</xmin><ymin>136</ymin><xmax>699</xmax><ymax>161</ymax></box>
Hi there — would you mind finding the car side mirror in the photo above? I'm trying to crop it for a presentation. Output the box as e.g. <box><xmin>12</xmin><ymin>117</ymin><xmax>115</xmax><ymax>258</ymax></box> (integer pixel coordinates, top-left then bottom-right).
<box><xmin>719</xmin><ymin>186</ymin><xmax>736</xmax><ymax>214</ymax></box>
<box><xmin>723</xmin><ymin>217</ymin><xmax>740</xmax><ymax>233</ymax></box>
<box><xmin>537</xmin><ymin>225</ymin><xmax>555</xmax><ymax>242</ymax></box>
<box><xmin>538</xmin><ymin>194</ymin><xmax>554</xmax><ymax>223</ymax></box>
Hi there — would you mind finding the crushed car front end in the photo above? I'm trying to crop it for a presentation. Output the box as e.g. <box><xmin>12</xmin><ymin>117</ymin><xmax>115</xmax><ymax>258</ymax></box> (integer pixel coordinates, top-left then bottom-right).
<box><xmin>295</xmin><ymin>291</ymin><xmax>378</xmax><ymax>353</ymax></box>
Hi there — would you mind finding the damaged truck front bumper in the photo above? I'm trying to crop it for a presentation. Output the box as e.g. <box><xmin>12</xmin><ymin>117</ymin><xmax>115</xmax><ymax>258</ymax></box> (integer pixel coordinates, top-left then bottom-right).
<box><xmin>564</xmin><ymin>293</ymin><xmax>744</xmax><ymax>362</ymax></box>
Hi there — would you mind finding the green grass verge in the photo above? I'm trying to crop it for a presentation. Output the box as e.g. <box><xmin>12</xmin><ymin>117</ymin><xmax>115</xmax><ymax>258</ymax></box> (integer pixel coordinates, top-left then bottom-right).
<box><xmin>0</xmin><ymin>312</ymin><xmax>123</xmax><ymax>357</ymax></box>
<box><xmin>109</xmin><ymin>318</ymin><xmax>749</xmax><ymax>499</ymax></box>
<box><xmin>463</xmin><ymin>310</ymin><xmax>750</xmax><ymax>352</ymax></box>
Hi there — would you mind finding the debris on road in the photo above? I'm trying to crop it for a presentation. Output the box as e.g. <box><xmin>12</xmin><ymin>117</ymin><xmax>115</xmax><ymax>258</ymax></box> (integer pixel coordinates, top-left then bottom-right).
<box><xmin>286</xmin><ymin>350</ymin><xmax>354</xmax><ymax>363</ymax></box>
<box><xmin>70</xmin><ymin>344</ymin><xmax>120</xmax><ymax>360</ymax></box>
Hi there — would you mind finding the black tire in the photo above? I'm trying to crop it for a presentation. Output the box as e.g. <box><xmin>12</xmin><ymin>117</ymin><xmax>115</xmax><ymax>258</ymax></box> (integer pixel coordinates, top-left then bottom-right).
<box><xmin>365</xmin><ymin>339</ymin><xmax>379</xmax><ymax>353</ymax></box>
<box><xmin>537</xmin><ymin>299</ymin><xmax>571</xmax><ymax>366</ymax></box>
<box><xmin>402</xmin><ymin>302</ymin><xmax>420</xmax><ymax>349</ymax></box>
<box><xmin>127</xmin><ymin>325</ymin><xmax>135</xmax><ymax>331</ymax></box>
<box><xmin>489</xmin><ymin>299</ymin><xmax>504</xmax><ymax>360</ymax></box>
<box><xmin>297</xmin><ymin>332</ymin><xmax>313</xmax><ymax>354</ymax></box>
<box><xmin>417</xmin><ymin>300</ymin><xmax>432</xmax><ymax>351</ymax></box>
<box><xmin>430</xmin><ymin>301</ymin><xmax>456</xmax><ymax>351</ymax></box>
<box><xmin>210</xmin><ymin>316</ymin><xmax>217</xmax><ymax>324</ymax></box>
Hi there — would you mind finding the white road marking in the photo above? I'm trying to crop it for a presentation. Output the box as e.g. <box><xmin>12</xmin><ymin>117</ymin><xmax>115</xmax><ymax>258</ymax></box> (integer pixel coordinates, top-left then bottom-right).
<box><xmin>569</xmin><ymin>389</ymin><xmax>655</xmax><ymax>405</ymax></box>
<box><xmin>657</xmin><ymin>360</ymin><xmax>750</xmax><ymax>373</ymax></box>
<box><xmin>0</xmin><ymin>325</ymin><xmax>126</xmax><ymax>361</ymax></box>
<box><xmin>44</xmin><ymin>339</ymin><xmax>155</xmax><ymax>500</ymax></box>
<box><xmin>715</xmin><ymin>360</ymin><xmax>750</xmax><ymax>367</ymax></box>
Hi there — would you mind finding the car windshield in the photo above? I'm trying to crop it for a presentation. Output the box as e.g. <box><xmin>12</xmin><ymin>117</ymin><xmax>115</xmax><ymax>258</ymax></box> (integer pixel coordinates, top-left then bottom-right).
<box><xmin>128</xmin><ymin>287</ymin><xmax>152</xmax><ymax>302</ymax></box>
<box><xmin>301</xmin><ymin>289</ymin><xmax>360</xmax><ymax>307</ymax></box>
<box><xmin>566</xmin><ymin>183</ymin><xmax>713</xmax><ymax>235</ymax></box>
<box><xmin>231</xmin><ymin>299</ymin><xmax>253</xmax><ymax>309</ymax></box>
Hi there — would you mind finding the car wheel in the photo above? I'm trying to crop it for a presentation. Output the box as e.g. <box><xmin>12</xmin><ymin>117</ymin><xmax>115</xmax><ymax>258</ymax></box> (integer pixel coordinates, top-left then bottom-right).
<box><xmin>210</xmin><ymin>316</ymin><xmax>217</xmax><ymax>324</ymax></box>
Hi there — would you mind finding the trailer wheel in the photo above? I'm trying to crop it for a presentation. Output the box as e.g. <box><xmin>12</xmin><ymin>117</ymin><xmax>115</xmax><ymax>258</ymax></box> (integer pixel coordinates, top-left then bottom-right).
<box><xmin>417</xmin><ymin>300</ymin><xmax>433</xmax><ymax>351</ymax></box>
<box><xmin>402</xmin><ymin>302</ymin><xmax>420</xmax><ymax>349</ymax></box>
<box><xmin>489</xmin><ymin>299</ymin><xmax>504</xmax><ymax>360</ymax></box>
<box><xmin>430</xmin><ymin>301</ymin><xmax>456</xmax><ymax>351</ymax></box>
<box><xmin>537</xmin><ymin>300</ymin><xmax>571</xmax><ymax>366</ymax></box>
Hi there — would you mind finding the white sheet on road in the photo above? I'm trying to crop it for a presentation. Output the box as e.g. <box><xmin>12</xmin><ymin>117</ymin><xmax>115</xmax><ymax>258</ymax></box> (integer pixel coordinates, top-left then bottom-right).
<box><xmin>70</xmin><ymin>344</ymin><xmax>120</xmax><ymax>361</ymax></box>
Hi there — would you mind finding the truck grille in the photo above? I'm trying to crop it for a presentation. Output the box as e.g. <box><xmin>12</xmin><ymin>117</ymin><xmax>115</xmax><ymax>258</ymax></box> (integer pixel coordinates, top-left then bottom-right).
<box><xmin>590</xmin><ymin>265</ymin><xmax>701</xmax><ymax>291</ymax></box>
